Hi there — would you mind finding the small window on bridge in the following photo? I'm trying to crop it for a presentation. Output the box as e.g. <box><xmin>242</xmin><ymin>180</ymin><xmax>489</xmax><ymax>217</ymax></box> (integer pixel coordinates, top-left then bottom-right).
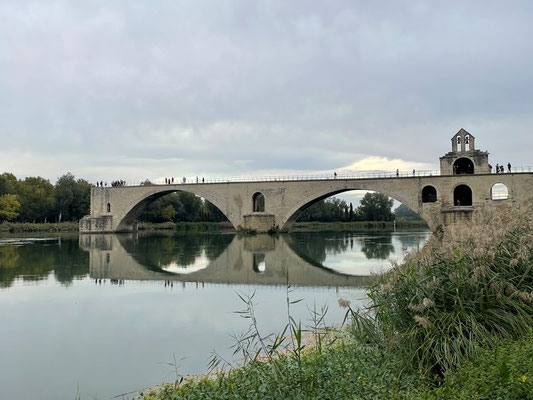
<box><xmin>422</xmin><ymin>186</ymin><xmax>437</xmax><ymax>203</ymax></box>
<box><xmin>453</xmin><ymin>157</ymin><xmax>474</xmax><ymax>175</ymax></box>
<box><xmin>491</xmin><ymin>183</ymin><xmax>509</xmax><ymax>200</ymax></box>
<box><xmin>252</xmin><ymin>192</ymin><xmax>265</xmax><ymax>212</ymax></box>
<box><xmin>107</xmin><ymin>203</ymin><xmax>111</xmax><ymax>213</ymax></box>
<box><xmin>454</xmin><ymin>184</ymin><xmax>472</xmax><ymax>206</ymax></box>
<box><xmin>253</xmin><ymin>253</ymin><xmax>266</xmax><ymax>273</ymax></box>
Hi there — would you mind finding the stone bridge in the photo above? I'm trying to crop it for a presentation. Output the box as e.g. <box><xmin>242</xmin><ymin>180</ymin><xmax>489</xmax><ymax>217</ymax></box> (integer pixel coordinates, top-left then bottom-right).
<box><xmin>80</xmin><ymin>129</ymin><xmax>533</xmax><ymax>233</ymax></box>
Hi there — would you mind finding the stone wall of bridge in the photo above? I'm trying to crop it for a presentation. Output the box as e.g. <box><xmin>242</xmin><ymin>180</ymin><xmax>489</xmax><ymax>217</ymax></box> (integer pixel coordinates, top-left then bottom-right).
<box><xmin>80</xmin><ymin>173</ymin><xmax>533</xmax><ymax>233</ymax></box>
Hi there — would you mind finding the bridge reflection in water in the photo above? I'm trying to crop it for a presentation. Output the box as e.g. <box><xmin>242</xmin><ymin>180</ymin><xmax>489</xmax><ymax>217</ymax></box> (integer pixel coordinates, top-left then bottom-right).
<box><xmin>79</xmin><ymin>233</ymin><xmax>374</xmax><ymax>287</ymax></box>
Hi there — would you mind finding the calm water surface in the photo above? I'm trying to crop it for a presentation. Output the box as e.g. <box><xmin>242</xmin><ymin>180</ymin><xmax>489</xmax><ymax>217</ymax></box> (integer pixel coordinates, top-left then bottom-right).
<box><xmin>0</xmin><ymin>230</ymin><xmax>430</xmax><ymax>400</ymax></box>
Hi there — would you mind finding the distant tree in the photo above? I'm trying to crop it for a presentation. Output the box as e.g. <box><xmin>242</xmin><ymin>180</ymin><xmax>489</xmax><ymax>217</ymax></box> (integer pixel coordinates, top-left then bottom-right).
<box><xmin>357</xmin><ymin>192</ymin><xmax>394</xmax><ymax>221</ymax></box>
<box><xmin>160</xmin><ymin>204</ymin><xmax>177</xmax><ymax>221</ymax></box>
<box><xmin>0</xmin><ymin>194</ymin><xmax>21</xmax><ymax>222</ymax></box>
<box><xmin>203</xmin><ymin>200</ymin><xmax>228</xmax><ymax>222</ymax></box>
<box><xmin>0</xmin><ymin>173</ymin><xmax>18</xmax><ymax>196</ymax></box>
<box><xmin>394</xmin><ymin>204</ymin><xmax>422</xmax><ymax>221</ymax></box>
<box><xmin>17</xmin><ymin>177</ymin><xmax>55</xmax><ymax>222</ymax></box>
<box><xmin>176</xmin><ymin>192</ymin><xmax>202</xmax><ymax>221</ymax></box>
<box><xmin>54</xmin><ymin>173</ymin><xmax>91</xmax><ymax>221</ymax></box>
<box><xmin>74</xmin><ymin>179</ymin><xmax>92</xmax><ymax>220</ymax></box>
<box><xmin>297</xmin><ymin>197</ymin><xmax>348</xmax><ymax>222</ymax></box>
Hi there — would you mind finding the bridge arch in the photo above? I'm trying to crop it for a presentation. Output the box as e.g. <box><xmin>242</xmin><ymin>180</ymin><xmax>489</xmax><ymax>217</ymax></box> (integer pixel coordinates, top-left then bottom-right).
<box><xmin>280</xmin><ymin>185</ymin><xmax>425</xmax><ymax>232</ymax></box>
<box><xmin>110</xmin><ymin>186</ymin><xmax>239</xmax><ymax>232</ymax></box>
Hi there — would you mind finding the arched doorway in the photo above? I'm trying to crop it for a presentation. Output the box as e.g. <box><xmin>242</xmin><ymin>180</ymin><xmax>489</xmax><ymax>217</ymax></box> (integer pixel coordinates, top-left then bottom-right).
<box><xmin>421</xmin><ymin>186</ymin><xmax>437</xmax><ymax>203</ymax></box>
<box><xmin>453</xmin><ymin>158</ymin><xmax>474</xmax><ymax>175</ymax></box>
<box><xmin>454</xmin><ymin>184</ymin><xmax>472</xmax><ymax>206</ymax></box>
<box><xmin>252</xmin><ymin>192</ymin><xmax>265</xmax><ymax>212</ymax></box>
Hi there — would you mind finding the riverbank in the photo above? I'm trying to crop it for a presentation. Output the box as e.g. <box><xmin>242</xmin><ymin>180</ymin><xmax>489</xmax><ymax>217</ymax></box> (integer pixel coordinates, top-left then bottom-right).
<box><xmin>0</xmin><ymin>220</ymin><xmax>427</xmax><ymax>233</ymax></box>
<box><xmin>291</xmin><ymin>220</ymin><xmax>428</xmax><ymax>231</ymax></box>
<box><xmin>138</xmin><ymin>203</ymin><xmax>533</xmax><ymax>399</ymax></box>
<box><xmin>0</xmin><ymin>221</ymin><xmax>79</xmax><ymax>232</ymax></box>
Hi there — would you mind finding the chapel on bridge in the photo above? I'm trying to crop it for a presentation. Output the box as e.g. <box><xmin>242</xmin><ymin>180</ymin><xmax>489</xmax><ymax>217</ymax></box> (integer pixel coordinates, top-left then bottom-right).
<box><xmin>439</xmin><ymin>128</ymin><xmax>490</xmax><ymax>175</ymax></box>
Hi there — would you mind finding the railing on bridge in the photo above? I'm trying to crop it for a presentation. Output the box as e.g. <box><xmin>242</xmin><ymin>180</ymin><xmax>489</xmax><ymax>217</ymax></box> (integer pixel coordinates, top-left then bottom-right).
<box><xmin>99</xmin><ymin>166</ymin><xmax>533</xmax><ymax>187</ymax></box>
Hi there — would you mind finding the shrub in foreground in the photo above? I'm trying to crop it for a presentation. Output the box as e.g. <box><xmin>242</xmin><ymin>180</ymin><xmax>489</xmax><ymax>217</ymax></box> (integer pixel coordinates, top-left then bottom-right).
<box><xmin>350</xmin><ymin>203</ymin><xmax>533</xmax><ymax>375</ymax></box>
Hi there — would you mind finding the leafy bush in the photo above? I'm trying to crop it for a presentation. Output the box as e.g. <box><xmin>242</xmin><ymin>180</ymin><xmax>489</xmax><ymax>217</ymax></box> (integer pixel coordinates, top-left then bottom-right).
<box><xmin>349</xmin><ymin>203</ymin><xmax>533</xmax><ymax>375</ymax></box>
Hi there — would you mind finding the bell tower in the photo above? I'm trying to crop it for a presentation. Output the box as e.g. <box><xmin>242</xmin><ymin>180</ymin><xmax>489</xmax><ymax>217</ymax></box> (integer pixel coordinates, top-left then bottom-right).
<box><xmin>440</xmin><ymin>128</ymin><xmax>490</xmax><ymax>175</ymax></box>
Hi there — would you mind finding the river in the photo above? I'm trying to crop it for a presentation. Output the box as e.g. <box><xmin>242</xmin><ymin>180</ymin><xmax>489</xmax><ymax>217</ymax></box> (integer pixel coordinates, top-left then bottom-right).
<box><xmin>0</xmin><ymin>229</ymin><xmax>430</xmax><ymax>399</ymax></box>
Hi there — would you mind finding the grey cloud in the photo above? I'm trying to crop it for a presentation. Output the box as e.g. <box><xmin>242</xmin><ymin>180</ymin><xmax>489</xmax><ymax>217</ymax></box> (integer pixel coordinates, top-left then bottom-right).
<box><xmin>1</xmin><ymin>0</ymin><xmax>532</xmax><ymax>183</ymax></box>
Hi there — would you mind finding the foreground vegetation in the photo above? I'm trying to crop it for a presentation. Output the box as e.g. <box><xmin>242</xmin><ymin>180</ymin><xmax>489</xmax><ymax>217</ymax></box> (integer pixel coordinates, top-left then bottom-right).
<box><xmin>139</xmin><ymin>203</ymin><xmax>533</xmax><ymax>399</ymax></box>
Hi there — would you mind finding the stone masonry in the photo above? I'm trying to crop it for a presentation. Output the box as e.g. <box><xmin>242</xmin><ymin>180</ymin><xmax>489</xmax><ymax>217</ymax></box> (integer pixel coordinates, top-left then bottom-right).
<box><xmin>80</xmin><ymin>129</ymin><xmax>533</xmax><ymax>233</ymax></box>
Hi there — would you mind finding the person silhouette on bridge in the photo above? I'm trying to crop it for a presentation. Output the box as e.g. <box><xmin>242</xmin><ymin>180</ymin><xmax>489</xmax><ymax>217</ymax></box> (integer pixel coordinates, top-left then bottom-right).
<box><xmin>495</xmin><ymin>164</ymin><xmax>499</xmax><ymax>174</ymax></box>
<box><xmin>508</xmin><ymin>163</ymin><xmax>511</xmax><ymax>172</ymax></box>
<box><xmin>412</xmin><ymin>169</ymin><xmax>415</xmax><ymax>176</ymax></box>
<box><xmin>172</xmin><ymin>177</ymin><xmax>174</xmax><ymax>184</ymax></box>
<box><xmin>488</xmin><ymin>164</ymin><xmax>492</xmax><ymax>173</ymax></box>
<box><xmin>334</xmin><ymin>172</ymin><xmax>337</xmax><ymax>179</ymax></box>
<box><xmin>396</xmin><ymin>169</ymin><xmax>399</xmax><ymax>177</ymax></box>
<box><xmin>202</xmin><ymin>177</ymin><xmax>205</xmax><ymax>183</ymax></box>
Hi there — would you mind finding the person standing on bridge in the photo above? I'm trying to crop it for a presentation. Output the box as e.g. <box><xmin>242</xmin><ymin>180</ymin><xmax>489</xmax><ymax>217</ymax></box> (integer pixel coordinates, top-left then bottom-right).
<box><xmin>334</xmin><ymin>171</ymin><xmax>337</xmax><ymax>179</ymax></box>
<box><xmin>495</xmin><ymin>164</ymin><xmax>499</xmax><ymax>174</ymax></box>
<box><xmin>396</xmin><ymin>169</ymin><xmax>399</xmax><ymax>177</ymax></box>
<box><xmin>508</xmin><ymin>163</ymin><xmax>512</xmax><ymax>172</ymax></box>
<box><xmin>489</xmin><ymin>164</ymin><xmax>492</xmax><ymax>173</ymax></box>
<box><xmin>412</xmin><ymin>169</ymin><xmax>415</xmax><ymax>176</ymax></box>
<box><xmin>202</xmin><ymin>177</ymin><xmax>205</xmax><ymax>183</ymax></box>
<box><xmin>172</xmin><ymin>177</ymin><xmax>174</xmax><ymax>184</ymax></box>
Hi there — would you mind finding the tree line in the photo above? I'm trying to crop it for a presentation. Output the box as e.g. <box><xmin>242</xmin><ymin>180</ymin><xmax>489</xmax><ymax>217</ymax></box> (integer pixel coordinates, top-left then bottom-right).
<box><xmin>0</xmin><ymin>172</ymin><xmax>420</xmax><ymax>223</ymax></box>
<box><xmin>298</xmin><ymin>192</ymin><xmax>399</xmax><ymax>222</ymax></box>
<box><xmin>0</xmin><ymin>172</ymin><xmax>91</xmax><ymax>223</ymax></box>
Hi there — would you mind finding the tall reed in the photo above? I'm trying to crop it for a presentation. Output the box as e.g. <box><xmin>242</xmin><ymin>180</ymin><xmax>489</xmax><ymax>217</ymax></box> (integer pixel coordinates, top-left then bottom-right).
<box><xmin>349</xmin><ymin>202</ymin><xmax>533</xmax><ymax>375</ymax></box>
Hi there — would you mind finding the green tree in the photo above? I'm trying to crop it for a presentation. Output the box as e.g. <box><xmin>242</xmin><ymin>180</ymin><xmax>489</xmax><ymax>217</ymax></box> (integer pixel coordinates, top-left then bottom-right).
<box><xmin>161</xmin><ymin>204</ymin><xmax>177</xmax><ymax>221</ymax></box>
<box><xmin>54</xmin><ymin>173</ymin><xmax>91</xmax><ymax>221</ymax></box>
<box><xmin>357</xmin><ymin>192</ymin><xmax>394</xmax><ymax>221</ymax></box>
<box><xmin>0</xmin><ymin>194</ymin><xmax>21</xmax><ymax>222</ymax></box>
<box><xmin>0</xmin><ymin>173</ymin><xmax>19</xmax><ymax>196</ymax></box>
<box><xmin>17</xmin><ymin>177</ymin><xmax>55</xmax><ymax>222</ymax></box>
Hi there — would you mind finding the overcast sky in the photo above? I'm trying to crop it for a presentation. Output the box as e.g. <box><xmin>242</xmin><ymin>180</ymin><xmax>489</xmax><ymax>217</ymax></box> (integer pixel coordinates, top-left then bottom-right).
<box><xmin>1</xmin><ymin>1</ymin><xmax>532</xmax><ymax>196</ymax></box>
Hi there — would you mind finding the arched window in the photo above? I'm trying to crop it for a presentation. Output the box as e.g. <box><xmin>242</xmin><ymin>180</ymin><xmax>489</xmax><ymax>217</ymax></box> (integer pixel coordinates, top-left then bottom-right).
<box><xmin>252</xmin><ymin>192</ymin><xmax>265</xmax><ymax>212</ymax></box>
<box><xmin>107</xmin><ymin>203</ymin><xmax>111</xmax><ymax>213</ymax></box>
<box><xmin>454</xmin><ymin>184</ymin><xmax>472</xmax><ymax>206</ymax></box>
<box><xmin>453</xmin><ymin>157</ymin><xmax>474</xmax><ymax>175</ymax></box>
<box><xmin>253</xmin><ymin>253</ymin><xmax>266</xmax><ymax>273</ymax></box>
<box><xmin>491</xmin><ymin>183</ymin><xmax>509</xmax><ymax>200</ymax></box>
<box><xmin>422</xmin><ymin>186</ymin><xmax>437</xmax><ymax>203</ymax></box>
